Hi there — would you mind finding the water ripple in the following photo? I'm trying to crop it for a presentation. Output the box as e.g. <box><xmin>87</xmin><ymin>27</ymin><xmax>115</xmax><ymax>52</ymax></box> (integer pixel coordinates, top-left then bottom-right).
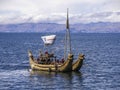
<box><xmin>0</xmin><ymin>33</ymin><xmax>120</xmax><ymax>90</ymax></box>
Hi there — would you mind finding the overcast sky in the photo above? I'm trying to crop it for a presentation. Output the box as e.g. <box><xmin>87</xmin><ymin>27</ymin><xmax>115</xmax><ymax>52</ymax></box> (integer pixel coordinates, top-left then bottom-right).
<box><xmin>0</xmin><ymin>0</ymin><xmax>120</xmax><ymax>24</ymax></box>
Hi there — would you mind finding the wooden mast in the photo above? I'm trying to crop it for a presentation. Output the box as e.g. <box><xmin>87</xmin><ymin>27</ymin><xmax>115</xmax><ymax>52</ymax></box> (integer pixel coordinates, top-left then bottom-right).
<box><xmin>67</xmin><ymin>8</ymin><xmax>72</xmax><ymax>54</ymax></box>
<box><xmin>64</xmin><ymin>8</ymin><xmax>72</xmax><ymax>60</ymax></box>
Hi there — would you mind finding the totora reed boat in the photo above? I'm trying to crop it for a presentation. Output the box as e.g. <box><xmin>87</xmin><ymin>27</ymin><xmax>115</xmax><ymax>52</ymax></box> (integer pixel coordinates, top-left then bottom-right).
<box><xmin>28</xmin><ymin>9</ymin><xmax>85</xmax><ymax>72</ymax></box>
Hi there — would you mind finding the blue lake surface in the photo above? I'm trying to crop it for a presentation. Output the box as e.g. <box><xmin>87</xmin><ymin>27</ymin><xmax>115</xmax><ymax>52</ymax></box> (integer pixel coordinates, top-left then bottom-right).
<box><xmin>0</xmin><ymin>33</ymin><xmax>120</xmax><ymax>90</ymax></box>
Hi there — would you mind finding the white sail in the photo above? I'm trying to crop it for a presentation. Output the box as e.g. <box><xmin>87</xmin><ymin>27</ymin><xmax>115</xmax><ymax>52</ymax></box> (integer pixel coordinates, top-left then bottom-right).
<box><xmin>41</xmin><ymin>35</ymin><xmax>56</xmax><ymax>45</ymax></box>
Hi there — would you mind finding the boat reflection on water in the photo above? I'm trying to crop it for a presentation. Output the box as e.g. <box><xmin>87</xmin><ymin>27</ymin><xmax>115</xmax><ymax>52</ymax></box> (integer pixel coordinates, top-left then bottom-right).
<box><xmin>29</xmin><ymin>69</ymin><xmax>57</xmax><ymax>77</ymax></box>
<box><xmin>29</xmin><ymin>69</ymin><xmax>82</xmax><ymax>80</ymax></box>
<box><xmin>28</xmin><ymin>69</ymin><xmax>84</xmax><ymax>89</ymax></box>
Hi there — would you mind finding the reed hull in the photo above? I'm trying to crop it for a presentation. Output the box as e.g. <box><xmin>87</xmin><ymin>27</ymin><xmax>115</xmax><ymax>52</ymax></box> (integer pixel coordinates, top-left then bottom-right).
<box><xmin>29</xmin><ymin>51</ymin><xmax>73</xmax><ymax>72</ymax></box>
<box><xmin>72</xmin><ymin>54</ymin><xmax>84</xmax><ymax>71</ymax></box>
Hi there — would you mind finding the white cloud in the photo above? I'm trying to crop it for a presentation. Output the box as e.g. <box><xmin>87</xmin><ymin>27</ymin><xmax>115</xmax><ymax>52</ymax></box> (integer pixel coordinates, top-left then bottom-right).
<box><xmin>70</xmin><ymin>12</ymin><xmax>120</xmax><ymax>24</ymax></box>
<box><xmin>0</xmin><ymin>0</ymin><xmax>120</xmax><ymax>24</ymax></box>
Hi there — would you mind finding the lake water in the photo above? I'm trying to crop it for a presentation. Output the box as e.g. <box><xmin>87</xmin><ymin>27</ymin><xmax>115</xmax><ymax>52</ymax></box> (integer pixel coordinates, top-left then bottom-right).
<box><xmin>0</xmin><ymin>33</ymin><xmax>120</xmax><ymax>90</ymax></box>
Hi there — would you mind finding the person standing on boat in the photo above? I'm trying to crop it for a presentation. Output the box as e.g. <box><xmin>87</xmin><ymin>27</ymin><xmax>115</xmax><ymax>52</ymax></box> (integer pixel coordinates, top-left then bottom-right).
<box><xmin>61</xmin><ymin>58</ymin><xmax>64</xmax><ymax>63</ymax></box>
<box><xmin>45</xmin><ymin>51</ymin><xmax>50</xmax><ymax>64</ymax></box>
<box><xmin>38</xmin><ymin>50</ymin><xmax>43</xmax><ymax>63</ymax></box>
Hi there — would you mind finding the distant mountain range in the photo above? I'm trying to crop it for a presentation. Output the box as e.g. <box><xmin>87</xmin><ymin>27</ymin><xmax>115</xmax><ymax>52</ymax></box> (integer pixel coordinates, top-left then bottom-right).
<box><xmin>0</xmin><ymin>22</ymin><xmax>120</xmax><ymax>33</ymax></box>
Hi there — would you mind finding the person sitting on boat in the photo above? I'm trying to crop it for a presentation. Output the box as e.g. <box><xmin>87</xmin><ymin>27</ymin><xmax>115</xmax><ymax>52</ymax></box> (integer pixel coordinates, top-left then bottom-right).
<box><xmin>49</xmin><ymin>53</ymin><xmax>54</xmax><ymax>58</ymax></box>
<box><xmin>45</xmin><ymin>51</ymin><xmax>48</xmax><ymax>54</ymax></box>
<box><xmin>45</xmin><ymin>51</ymin><xmax>54</xmax><ymax>58</ymax></box>
<box><xmin>56</xmin><ymin>60</ymin><xmax>59</xmax><ymax>64</ymax></box>
<box><xmin>36</xmin><ymin>58</ymin><xmax>40</xmax><ymax>64</ymax></box>
<box><xmin>39</xmin><ymin>50</ymin><xmax>43</xmax><ymax>58</ymax></box>
<box><xmin>45</xmin><ymin>51</ymin><xmax>49</xmax><ymax>58</ymax></box>
<box><xmin>44</xmin><ymin>51</ymin><xmax>51</xmax><ymax>64</ymax></box>
<box><xmin>61</xmin><ymin>58</ymin><xmax>64</xmax><ymax>63</ymax></box>
<box><xmin>37</xmin><ymin>51</ymin><xmax>43</xmax><ymax>63</ymax></box>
